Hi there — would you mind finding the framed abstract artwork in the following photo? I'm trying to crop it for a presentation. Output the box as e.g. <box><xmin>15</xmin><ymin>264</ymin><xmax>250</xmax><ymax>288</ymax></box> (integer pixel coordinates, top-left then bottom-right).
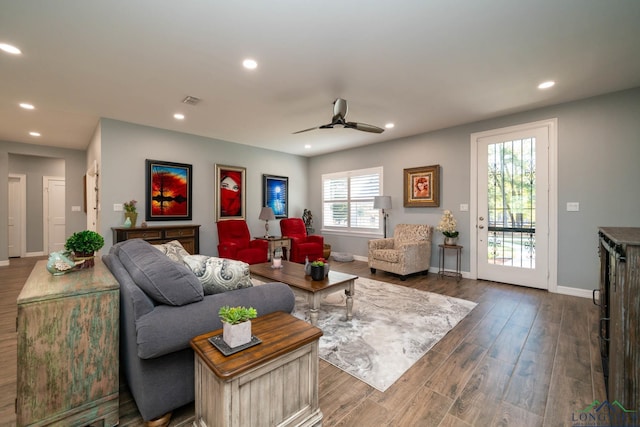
<box><xmin>145</xmin><ymin>159</ymin><xmax>193</xmax><ymax>221</ymax></box>
<box><xmin>215</xmin><ymin>164</ymin><xmax>246</xmax><ymax>221</ymax></box>
<box><xmin>403</xmin><ymin>164</ymin><xmax>440</xmax><ymax>207</ymax></box>
<box><xmin>263</xmin><ymin>174</ymin><xmax>289</xmax><ymax>218</ymax></box>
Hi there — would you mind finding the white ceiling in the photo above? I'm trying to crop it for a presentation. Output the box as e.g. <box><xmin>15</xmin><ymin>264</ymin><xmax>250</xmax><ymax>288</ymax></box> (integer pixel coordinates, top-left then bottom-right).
<box><xmin>2</xmin><ymin>0</ymin><xmax>640</xmax><ymax>157</ymax></box>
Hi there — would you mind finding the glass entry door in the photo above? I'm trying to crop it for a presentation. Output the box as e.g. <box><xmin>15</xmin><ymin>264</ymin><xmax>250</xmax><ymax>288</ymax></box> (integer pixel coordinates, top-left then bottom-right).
<box><xmin>476</xmin><ymin>124</ymin><xmax>550</xmax><ymax>289</ymax></box>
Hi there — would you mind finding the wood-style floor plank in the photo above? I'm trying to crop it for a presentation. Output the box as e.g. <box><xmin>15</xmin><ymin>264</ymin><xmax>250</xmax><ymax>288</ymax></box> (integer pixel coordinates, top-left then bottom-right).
<box><xmin>0</xmin><ymin>256</ymin><xmax>606</xmax><ymax>427</ymax></box>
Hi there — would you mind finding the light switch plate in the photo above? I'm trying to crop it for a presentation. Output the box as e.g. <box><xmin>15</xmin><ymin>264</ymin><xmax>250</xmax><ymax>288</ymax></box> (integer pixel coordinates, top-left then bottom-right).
<box><xmin>567</xmin><ymin>202</ymin><xmax>580</xmax><ymax>212</ymax></box>
<box><xmin>460</xmin><ymin>204</ymin><xmax>469</xmax><ymax>212</ymax></box>
<box><xmin>113</xmin><ymin>203</ymin><xmax>123</xmax><ymax>211</ymax></box>
<box><xmin>71</xmin><ymin>205</ymin><xmax>81</xmax><ymax>212</ymax></box>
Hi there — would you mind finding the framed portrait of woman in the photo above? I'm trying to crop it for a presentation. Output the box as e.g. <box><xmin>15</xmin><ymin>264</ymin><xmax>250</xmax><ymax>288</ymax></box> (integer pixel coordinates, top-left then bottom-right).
<box><xmin>403</xmin><ymin>164</ymin><xmax>440</xmax><ymax>207</ymax></box>
<box><xmin>215</xmin><ymin>164</ymin><xmax>246</xmax><ymax>221</ymax></box>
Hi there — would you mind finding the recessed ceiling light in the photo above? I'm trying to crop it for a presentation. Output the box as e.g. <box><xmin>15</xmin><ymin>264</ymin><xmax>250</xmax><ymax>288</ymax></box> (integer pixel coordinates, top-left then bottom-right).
<box><xmin>0</xmin><ymin>43</ymin><xmax>22</xmax><ymax>55</ymax></box>
<box><xmin>20</xmin><ymin>103</ymin><xmax>35</xmax><ymax>110</ymax></box>
<box><xmin>305</xmin><ymin>144</ymin><xmax>311</xmax><ymax>149</ymax></box>
<box><xmin>29</xmin><ymin>131</ymin><xmax>41</xmax><ymax>137</ymax></box>
<box><xmin>538</xmin><ymin>81</ymin><xmax>555</xmax><ymax>89</ymax></box>
<box><xmin>385</xmin><ymin>123</ymin><xmax>395</xmax><ymax>129</ymax></box>
<box><xmin>174</xmin><ymin>113</ymin><xmax>185</xmax><ymax>120</ymax></box>
<box><xmin>243</xmin><ymin>59</ymin><xmax>258</xmax><ymax>70</ymax></box>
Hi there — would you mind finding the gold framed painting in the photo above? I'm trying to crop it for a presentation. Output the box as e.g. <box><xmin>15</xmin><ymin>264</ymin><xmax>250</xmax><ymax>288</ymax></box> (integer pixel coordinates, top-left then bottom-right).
<box><xmin>403</xmin><ymin>164</ymin><xmax>440</xmax><ymax>207</ymax></box>
<box><xmin>215</xmin><ymin>164</ymin><xmax>246</xmax><ymax>221</ymax></box>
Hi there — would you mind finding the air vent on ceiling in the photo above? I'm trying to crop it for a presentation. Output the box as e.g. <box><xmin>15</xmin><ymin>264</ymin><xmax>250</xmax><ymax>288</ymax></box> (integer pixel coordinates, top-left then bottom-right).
<box><xmin>182</xmin><ymin>96</ymin><xmax>201</xmax><ymax>106</ymax></box>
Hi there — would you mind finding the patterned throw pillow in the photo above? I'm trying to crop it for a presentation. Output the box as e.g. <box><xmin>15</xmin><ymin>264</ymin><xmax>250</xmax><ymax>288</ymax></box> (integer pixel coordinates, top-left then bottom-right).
<box><xmin>182</xmin><ymin>255</ymin><xmax>253</xmax><ymax>295</ymax></box>
<box><xmin>153</xmin><ymin>240</ymin><xmax>190</xmax><ymax>263</ymax></box>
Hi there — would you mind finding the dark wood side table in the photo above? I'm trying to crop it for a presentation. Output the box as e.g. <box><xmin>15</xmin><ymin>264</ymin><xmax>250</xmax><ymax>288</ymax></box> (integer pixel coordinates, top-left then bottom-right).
<box><xmin>190</xmin><ymin>312</ymin><xmax>323</xmax><ymax>427</ymax></box>
<box><xmin>438</xmin><ymin>244</ymin><xmax>463</xmax><ymax>282</ymax></box>
<box><xmin>254</xmin><ymin>236</ymin><xmax>291</xmax><ymax>260</ymax></box>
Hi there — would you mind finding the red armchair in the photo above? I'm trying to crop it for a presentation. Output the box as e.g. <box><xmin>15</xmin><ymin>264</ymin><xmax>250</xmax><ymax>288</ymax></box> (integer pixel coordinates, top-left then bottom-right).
<box><xmin>216</xmin><ymin>220</ymin><xmax>269</xmax><ymax>265</ymax></box>
<box><xmin>279</xmin><ymin>218</ymin><xmax>324</xmax><ymax>264</ymax></box>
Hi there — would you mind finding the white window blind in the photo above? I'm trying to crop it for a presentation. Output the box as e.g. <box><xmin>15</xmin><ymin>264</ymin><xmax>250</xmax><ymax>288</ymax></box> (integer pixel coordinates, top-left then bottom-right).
<box><xmin>322</xmin><ymin>167</ymin><xmax>382</xmax><ymax>233</ymax></box>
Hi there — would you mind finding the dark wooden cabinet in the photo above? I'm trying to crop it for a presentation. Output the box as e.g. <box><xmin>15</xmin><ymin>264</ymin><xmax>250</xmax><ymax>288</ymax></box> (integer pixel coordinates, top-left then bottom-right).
<box><xmin>597</xmin><ymin>227</ymin><xmax>640</xmax><ymax>417</ymax></box>
<box><xmin>112</xmin><ymin>224</ymin><xmax>200</xmax><ymax>254</ymax></box>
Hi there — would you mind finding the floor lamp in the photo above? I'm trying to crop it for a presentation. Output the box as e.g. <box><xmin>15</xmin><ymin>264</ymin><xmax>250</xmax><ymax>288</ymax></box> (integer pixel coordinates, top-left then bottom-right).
<box><xmin>374</xmin><ymin>196</ymin><xmax>392</xmax><ymax>238</ymax></box>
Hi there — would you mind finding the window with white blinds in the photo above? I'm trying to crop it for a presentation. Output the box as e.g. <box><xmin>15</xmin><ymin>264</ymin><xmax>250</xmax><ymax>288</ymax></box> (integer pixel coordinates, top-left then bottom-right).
<box><xmin>322</xmin><ymin>167</ymin><xmax>383</xmax><ymax>234</ymax></box>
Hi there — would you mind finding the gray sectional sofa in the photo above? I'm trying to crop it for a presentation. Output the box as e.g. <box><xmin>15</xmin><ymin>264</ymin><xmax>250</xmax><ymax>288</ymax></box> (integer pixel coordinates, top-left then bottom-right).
<box><xmin>103</xmin><ymin>238</ymin><xmax>295</xmax><ymax>422</ymax></box>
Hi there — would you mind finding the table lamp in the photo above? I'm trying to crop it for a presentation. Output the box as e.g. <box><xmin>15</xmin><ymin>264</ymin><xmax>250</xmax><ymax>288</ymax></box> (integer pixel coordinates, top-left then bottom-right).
<box><xmin>259</xmin><ymin>207</ymin><xmax>276</xmax><ymax>238</ymax></box>
<box><xmin>373</xmin><ymin>196</ymin><xmax>392</xmax><ymax>238</ymax></box>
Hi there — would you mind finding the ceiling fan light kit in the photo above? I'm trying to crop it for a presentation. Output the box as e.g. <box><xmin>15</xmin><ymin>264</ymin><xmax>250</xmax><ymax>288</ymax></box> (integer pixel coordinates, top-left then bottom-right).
<box><xmin>294</xmin><ymin>98</ymin><xmax>384</xmax><ymax>134</ymax></box>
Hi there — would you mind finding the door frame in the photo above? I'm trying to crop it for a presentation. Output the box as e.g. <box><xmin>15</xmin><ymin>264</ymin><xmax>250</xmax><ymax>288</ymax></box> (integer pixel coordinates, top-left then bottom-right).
<box><xmin>469</xmin><ymin>118</ymin><xmax>558</xmax><ymax>292</ymax></box>
<box><xmin>8</xmin><ymin>173</ymin><xmax>27</xmax><ymax>258</ymax></box>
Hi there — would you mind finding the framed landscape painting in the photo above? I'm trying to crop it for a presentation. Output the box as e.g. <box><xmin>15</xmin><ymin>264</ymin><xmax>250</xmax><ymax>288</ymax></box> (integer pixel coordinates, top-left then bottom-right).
<box><xmin>403</xmin><ymin>164</ymin><xmax>440</xmax><ymax>207</ymax></box>
<box><xmin>263</xmin><ymin>174</ymin><xmax>288</xmax><ymax>218</ymax></box>
<box><xmin>216</xmin><ymin>164</ymin><xmax>246</xmax><ymax>221</ymax></box>
<box><xmin>145</xmin><ymin>159</ymin><xmax>193</xmax><ymax>221</ymax></box>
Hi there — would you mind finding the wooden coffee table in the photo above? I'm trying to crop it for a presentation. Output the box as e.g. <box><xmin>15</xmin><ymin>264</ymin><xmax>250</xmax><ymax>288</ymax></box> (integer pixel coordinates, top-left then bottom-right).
<box><xmin>250</xmin><ymin>261</ymin><xmax>358</xmax><ymax>326</ymax></box>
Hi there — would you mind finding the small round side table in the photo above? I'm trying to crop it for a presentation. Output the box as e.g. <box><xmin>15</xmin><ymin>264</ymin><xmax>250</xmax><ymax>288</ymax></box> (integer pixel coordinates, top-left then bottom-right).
<box><xmin>438</xmin><ymin>244</ymin><xmax>463</xmax><ymax>282</ymax></box>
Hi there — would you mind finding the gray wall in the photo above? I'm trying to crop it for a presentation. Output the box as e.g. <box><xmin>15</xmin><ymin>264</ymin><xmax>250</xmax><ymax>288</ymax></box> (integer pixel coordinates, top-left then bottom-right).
<box><xmin>0</xmin><ymin>141</ymin><xmax>87</xmax><ymax>262</ymax></box>
<box><xmin>98</xmin><ymin>119</ymin><xmax>309</xmax><ymax>255</ymax></box>
<box><xmin>308</xmin><ymin>87</ymin><xmax>640</xmax><ymax>291</ymax></box>
<box><xmin>9</xmin><ymin>154</ymin><xmax>65</xmax><ymax>252</ymax></box>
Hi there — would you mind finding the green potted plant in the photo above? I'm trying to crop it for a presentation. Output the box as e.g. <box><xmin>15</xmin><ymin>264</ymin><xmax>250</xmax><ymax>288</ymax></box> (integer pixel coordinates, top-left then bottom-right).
<box><xmin>436</xmin><ymin>209</ymin><xmax>459</xmax><ymax>245</ymax></box>
<box><xmin>64</xmin><ymin>230</ymin><xmax>105</xmax><ymax>268</ymax></box>
<box><xmin>310</xmin><ymin>258</ymin><xmax>326</xmax><ymax>281</ymax></box>
<box><xmin>219</xmin><ymin>306</ymin><xmax>257</xmax><ymax>348</ymax></box>
<box><xmin>123</xmin><ymin>199</ymin><xmax>138</xmax><ymax>227</ymax></box>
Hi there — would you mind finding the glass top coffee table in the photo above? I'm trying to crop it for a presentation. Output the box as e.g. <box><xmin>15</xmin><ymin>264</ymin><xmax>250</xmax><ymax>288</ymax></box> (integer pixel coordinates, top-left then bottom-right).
<box><xmin>250</xmin><ymin>260</ymin><xmax>358</xmax><ymax>326</ymax></box>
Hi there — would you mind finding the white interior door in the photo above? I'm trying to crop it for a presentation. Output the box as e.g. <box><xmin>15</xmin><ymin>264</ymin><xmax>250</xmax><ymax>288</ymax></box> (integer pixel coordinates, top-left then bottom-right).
<box><xmin>44</xmin><ymin>176</ymin><xmax>66</xmax><ymax>253</ymax></box>
<box><xmin>8</xmin><ymin>174</ymin><xmax>26</xmax><ymax>257</ymax></box>
<box><xmin>471</xmin><ymin>120</ymin><xmax>557</xmax><ymax>290</ymax></box>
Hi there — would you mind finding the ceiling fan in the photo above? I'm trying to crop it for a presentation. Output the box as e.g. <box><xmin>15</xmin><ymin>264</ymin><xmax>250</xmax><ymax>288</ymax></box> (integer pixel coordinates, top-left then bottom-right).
<box><xmin>293</xmin><ymin>98</ymin><xmax>384</xmax><ymax>134</ymax></box>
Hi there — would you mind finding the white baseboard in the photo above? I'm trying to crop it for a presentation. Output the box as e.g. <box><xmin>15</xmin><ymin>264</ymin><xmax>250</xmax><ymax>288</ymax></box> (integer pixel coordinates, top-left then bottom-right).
<box><xmin>26</xmin><ymin>251</ymin><xmax>45</xmax><ymax>257</ymax></box>
<box><xmin>0</xmin><ymin>259</ymin><xmax>9</xmax><ymax>267</ymax></box>
<box><xmin>556</xmin><ymin>285</ymin><xmax>593</xmax><ymax>299</ymax></box>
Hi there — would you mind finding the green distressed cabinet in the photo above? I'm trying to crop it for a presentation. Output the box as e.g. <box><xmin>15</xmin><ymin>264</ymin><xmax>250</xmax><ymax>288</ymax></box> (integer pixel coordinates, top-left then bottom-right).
<box><xmin>16</xmin><ymin>259</ymin><xmax>119</xmax><ymax>426</ymax></box>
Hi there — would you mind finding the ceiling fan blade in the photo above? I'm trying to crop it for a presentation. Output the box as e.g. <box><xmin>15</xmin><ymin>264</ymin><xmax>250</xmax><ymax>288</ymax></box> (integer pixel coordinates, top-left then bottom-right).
<box><xmin>292</xmin><ymin>126</ymin><xmax>319</xmax><ymax>134</ymax></box>
<box><xmin>347</xmin><ymin>122</ymin><xmax>385</xmax><ymax>133</ymax></box>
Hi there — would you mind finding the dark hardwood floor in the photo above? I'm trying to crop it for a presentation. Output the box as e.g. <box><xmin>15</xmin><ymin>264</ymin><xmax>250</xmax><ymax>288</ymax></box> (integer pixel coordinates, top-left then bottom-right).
<box><xmin>1</xmin><ymin>256</ymin><xmax>605</xmax><ymax>426</ymax></box>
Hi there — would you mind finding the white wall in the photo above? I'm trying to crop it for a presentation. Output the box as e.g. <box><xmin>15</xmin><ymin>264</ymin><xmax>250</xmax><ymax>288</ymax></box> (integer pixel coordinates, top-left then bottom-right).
<box><xmin>309</xmin><ymin>87</ymin><xmax>640</xmax><ymax>291</ymax></box>
<box><xmin>98</xmin><ymin>119</ymin><xmax>309</xmax><ymax>255</ymax></box>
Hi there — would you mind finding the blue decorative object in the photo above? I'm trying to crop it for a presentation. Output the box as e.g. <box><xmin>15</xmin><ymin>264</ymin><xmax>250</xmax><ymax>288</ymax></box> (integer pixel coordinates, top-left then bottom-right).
<box><xmin>46</xmin><ymin>251</ymin><xmax>78</xmax><ymax>275</ymax></box>
<box><xmin>123</xmin><ymin>217</ymin><xmax>132</xmax><ymax>228</ymax></box>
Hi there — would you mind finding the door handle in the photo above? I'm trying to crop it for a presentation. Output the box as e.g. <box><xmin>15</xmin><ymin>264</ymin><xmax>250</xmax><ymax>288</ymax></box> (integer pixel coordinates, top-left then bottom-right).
<box><xmin>478</xmin><ymin>225</ymin><xmax>484</xmax><ymax>229</ymax></box>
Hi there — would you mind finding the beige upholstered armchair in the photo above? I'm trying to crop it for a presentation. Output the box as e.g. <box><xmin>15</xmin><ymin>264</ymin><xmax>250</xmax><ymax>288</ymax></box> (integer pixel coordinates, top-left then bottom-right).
<box><xmin>368</xmin><ymin>223</ymin><xmax>433</xmax><ymax>280</ymax></box>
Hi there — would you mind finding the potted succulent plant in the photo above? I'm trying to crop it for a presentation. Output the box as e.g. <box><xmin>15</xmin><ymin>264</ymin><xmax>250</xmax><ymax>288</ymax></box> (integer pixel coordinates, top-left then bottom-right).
<box><xmin>310</xmin><ymin>258</ymin><xmax>326</xmax><ymax>281</ymax></box>
<box><xmin>219</xmin><ymin>305</ymin><xmax>257</xmax><ymax>348</ymax></box>
<box><xmin>64</xmin><ymin>230</ymin><xmax>105</xmax><ymax>268</ymax></box>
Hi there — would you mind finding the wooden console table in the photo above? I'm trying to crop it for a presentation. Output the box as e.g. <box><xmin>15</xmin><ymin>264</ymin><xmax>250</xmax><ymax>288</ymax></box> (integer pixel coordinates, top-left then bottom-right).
<box><xmin>16</xmin><ymin>259</ymin><xmax>119</xmax><ymax>426</ymax></box>
<box><xmin>191</xmin><ymin>311</ymin><xmax>323</xmax><ymax>427</ymax></box>
<box><xmin>112</xmin><ymin>224</ymin><xmax>200</xmax><ymax>254</ymax></box>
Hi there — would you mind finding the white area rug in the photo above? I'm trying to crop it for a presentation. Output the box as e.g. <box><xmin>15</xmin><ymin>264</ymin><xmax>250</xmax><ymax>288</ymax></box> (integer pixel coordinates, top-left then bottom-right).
<box><xmin>288</xmin><ymin>277</ymin><xmax>477</xmax><ymax>392</ymax></box>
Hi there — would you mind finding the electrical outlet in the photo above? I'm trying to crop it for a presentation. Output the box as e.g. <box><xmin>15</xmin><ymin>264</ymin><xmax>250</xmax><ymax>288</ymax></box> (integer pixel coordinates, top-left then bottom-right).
<box><xmin>114</xmin><ymin>203</ymin><xmax>123</xmax><ymax>211</ymax></box>
<box><xmin>567</xmin><ymin>202</ymin><xmax>580</xmax><ymax>212</ymax></box>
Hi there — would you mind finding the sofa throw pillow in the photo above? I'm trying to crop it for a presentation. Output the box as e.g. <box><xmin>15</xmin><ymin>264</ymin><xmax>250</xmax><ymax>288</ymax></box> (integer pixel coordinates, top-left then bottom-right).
<box><xmin>183</xmin><ymin>255</ymin><xmax>253</xmax><ymax>295</ymax></box>
<box><xmin>117</xmin><ymin>239</ymin><xmax>204</xmax><ymax>306</ymax></box>
<box><xmin>153</xmin><ymin>240</ymin><xmax>190</xmax><ymax>263</ymax></box>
